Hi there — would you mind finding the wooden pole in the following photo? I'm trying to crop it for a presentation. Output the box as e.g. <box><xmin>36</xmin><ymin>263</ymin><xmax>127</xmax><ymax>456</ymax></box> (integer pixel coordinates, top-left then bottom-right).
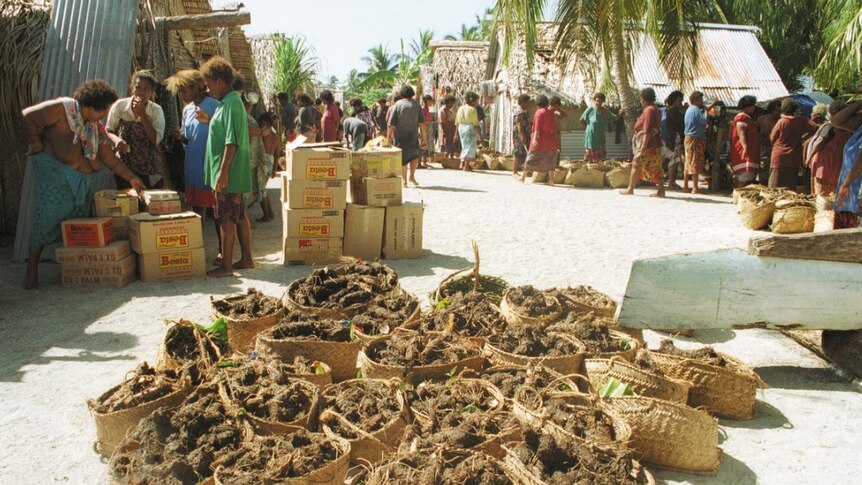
<box><xmin>157</xmin><ymin>11</ymin><xmax>250</xmax><ymax>31</ymax></box>
<box><xmin>748</xmin><ymin>228</ymin><xmax>862</xmax><ymax>265</ymax></box>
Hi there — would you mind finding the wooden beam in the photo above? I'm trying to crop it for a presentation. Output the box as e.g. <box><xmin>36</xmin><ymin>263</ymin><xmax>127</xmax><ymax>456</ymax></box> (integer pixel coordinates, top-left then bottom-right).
<box><xmin>158</xmin><ymin>11</ymin><xmax>250</xmax><ymax>31</ymax></box>
<box><xmin>616</xmin><ymin>249</ymin><xmax>862</xmax><ymax>330</ymax></box>
<box><xmin>748</xmin><ymin>228</ymin><xmax>862</xmax><ymax>264</ymax></box>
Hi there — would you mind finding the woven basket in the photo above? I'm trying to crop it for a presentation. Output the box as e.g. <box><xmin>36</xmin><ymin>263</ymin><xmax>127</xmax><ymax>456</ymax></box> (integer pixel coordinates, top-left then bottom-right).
<box><xmin>571</xmin><ymin>168</ymin><xmax>606</xmax><ymax>188</ymax></box>
<box><xmin>211</xmin><ymin>295</ymin><xmax>284</xmax><ymax>353</ymax></box>
<box><xmin>409</xmin><ymin>378</ymin><xmax>507</xmax><ymax>431</ymax></box>
<box><xmin>499</xmin><ymin>288</ymin><xmax>563</xmax><ymax>327</ymax></box>
<box><xmin>282</xmin><ymin>264</ymin><xmax>401</xmax><ymax>319</ymax></box>
<box><xmin>601</xmin><ymin>396</ymin><xmax>721</xmax><ymax>474</ymax></box>
<box><xmin>256</xmin><ymin>336</ymin><xmax>362</xmax><ymax>383</ymax></box>
<box><xmin>430</xmin><ymin>266</ymin><xmax>509</xmax><ymax>305</ymax></box>
<box><xmin>533</xmin><ymin>171</ymin><xmax>550</xmax><ymax>183</ymax></box>
<box><xmin>499</xmin><ymin>156</ymin><xmax>515</xmax><ymax>171</ymax></box>
<box><xmin>482</xmin><ymin>154</ymin><xmax>501</xmax><ymax>170</ymax></box>
<box><xmin>585</xmin><ymin>356</ymin><xmax>691</xmax><ymax>404</ymax></box>
<box><xmin>650</xmin><ymin>352</ymin><xmax>760</xmax><ymax>420</ymax></box>
<box><xmin>367</xmin><ymin>449</ymin><xmax>521</xmax><ymax>485</ymax></box>
<box><xmin>738</xmin><ymin>197</ymin><xmax>775</xmax><ymax>230</ymax></box>
<box><xmin>484</xmin><ymin>336</ymin><xmax>586</xmax><ymax>376</ymax></box>
<box><xmin>155</xmin><ymin>320</ymin><xmax>224</xmax><ymax>373</ymax></box>
<box><xmin>320</xmin><ymin>379</ymin><xmax>408</xmax><ymax>465</ymax></box>
<box><xmin>214</xmin><ymin>435</ymin><xmax>350</xmax><ymax>485</ymax></box>
<box><xmin>287</xmin><ymin>361</ymin><xmax>333</xmax><ymax>388</ymax></box>
<box><xmin>552</xmin><ymin>168</ymin><xmax>569</xmax><ymax>185</ymax></box>
<box><xmin>584</xmin><ymin>330</ymin><xmax>641</xmax><ymax>362</ymax></box>
<box><xmin>359</xmin><ymin>335</ymin><xmax>485</xmax><ymax>381</ymax></box>
<box><xmin>512</xmin><ymin>398</ymin><xmax>632</xmax><ymax>450</ymax></box>
<box><xmin>606</xmin><ymin>165</ymin><xmax>632</xmax><ymax>188</ymax></box>
<box><xmin>732</xmin><ymin>184</ymin><xmax>768</xmax><ymax>205</ymax></box>
<box><xmin>555</xmin><ymin>285</ymin><xmax>618</xmax><ymax>318</ymax></box>
<box><xmin>441</xmin><ymin>158</ymin><xmax>462</xmax><ymax>170</ymax></box>
<box><xmin>88</xmin><ymin>377</ymin><xmax>192</xmax><ymax>457</ymax></box>
<box><xmin>220</xmin><ymin>374</ymin><xmax>320</xmax><ymax>435</ymax></box>
<box><xmin>771</xmin><ymin>205</ymin><xmax>815</xmax><ymax>234</ymax></box>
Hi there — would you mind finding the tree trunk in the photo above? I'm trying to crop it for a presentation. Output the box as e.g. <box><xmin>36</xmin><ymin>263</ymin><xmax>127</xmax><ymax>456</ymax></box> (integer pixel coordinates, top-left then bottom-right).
<box><xmin>609</xmin><ymin>24</ymin><xmax>639</xmax><ymax>137</ymax></box>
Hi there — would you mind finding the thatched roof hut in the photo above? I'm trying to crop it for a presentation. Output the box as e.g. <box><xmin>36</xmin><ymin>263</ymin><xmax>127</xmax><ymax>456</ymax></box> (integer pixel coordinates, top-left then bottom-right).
<box><xmin>421</xmin><ymin>40</ymin><xmax>490</xmax><ymax>101</ymax></box>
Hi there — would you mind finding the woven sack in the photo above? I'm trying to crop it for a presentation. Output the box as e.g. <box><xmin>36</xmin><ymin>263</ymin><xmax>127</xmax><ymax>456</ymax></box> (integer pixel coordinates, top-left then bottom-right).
<box><xmin>359</xmin><ymin>334</ymin><xmax>485</xmax><ymax>381</ymax></box>
<box><xmin>732</xmin><ymin>184</ymin><xmax>768</xmax><ymax>205</ymax></box>
<box><xmin>533</xmin><ymin>171</ymin><xmax>550</xmax><ymax>183</ymax></box>
<box><xmin>89</xmin><ymin>376</ymin><xmax>192</xmax><ymax>457</ymax></box>
<box><xmin>484</xmin><ymin>336</ymin><xmax>586</xmax><ymax>376</ymax></box>
<box><xmin>482</xmin><ymin>154</ymin><xmax>501</xmax><ymax>170</ymax></box>
<box><xmin>367</xmin><ymin>448</ymin><xmax>521</xmax><ymax>485</ymax></box>
<box><xmin>499</xmin><ymin>156</ymin><xmax>515</xmax><ymax>171</ymax></box>
<box><xmin>585</xmin><ymin>356</ymin><xmax>691</xmax><ymax>404</ymax></box>
<box><xmin>650</xmin><ymin>352</ymin><xmax>760</xmax><ymax>420</ymax></box>
<box><xmin>320</xmin><ymin>379</ymin><xmax>408</xmax><ymax>465</ymax></box>
<box><xmin>511</xmin><ymin>397</ymin><xmax>632</xmax><ymax>450</ymax></box>
<box><xmin>601</xmin><ymin>396</ymin><xmax>721</xmax><ymax>474</ymax></box>
<box><xmin>771</xmin><ymin>205</ymin><xmax>815</xmax><ymax>234</ymax></box>
<box><xmin>552</xmin><ymin>168</ymin><xmax>569</xmax><ymax>185</ymax></box>
<box><xmin>282</xmin><ymin>263</ymin><xmax>401</xmax><ymax>319</ymax></box>
<box><xmin>499</xmin><ymin>288</ymin><xmax>563</xmax><ymax>327</ymax></box>
<box><xmin>583</xmin><ymin>329</ymin><xmax>641</xmax><ymax>361</ymax></box>
<box><xmin>606</xmin><ymin>165</ymin><xmax>632</xmax><ymax>188</ymax></box>
<box><xmin>409</xmin><ymin>378</ymin><xmax>506</xmax><ymax>430</ymax></box>
<box><xmin>211</xmin><ymin>294</ymin><xmax>284</xmax><ymax>352</ymax></box>
<box><xmin>430</xmin><ymin>266</ymin><xmax>509</xmax><ymax>305</ymax></box>
<box><xmin>155</xmin><ymin>320</ymin><xmax>224</xmax><ymax>373</ymax></box>
<box><xmin>219</xmin><ymin>374</ymin><xmax>320</xmax><ymax>435</ymax></box>
<box><xmin>571</xmin><ymin>168</ymin><xmax>606</xmax><ymax>188</ymax></box>
<box><xmin>286</xmin><ymin>361</ymin><xmax>333</xmax><ymax>388</ymax></box>
<box><xmin>587</xmin><ymin>161</ymin><xmax>613</xmax><ymax>172</ymax></box>
<box><xmin>256</xmin><ymin>335</ymin><xmax>362</xmax><ymax>383</ymax></box>
<box><xmin>353</xmin><ymin>290</ymin><xmax>422</xmax><ymax>346</ymax></box>
<box><xmin>214</xmin><ymin>435</ymin><xmax>350</xmax><ymax>485</ymax></box>
<box><xmin>441</xmin><ymin>158</ymin><xmax>462</xmax><ymax>170</ymax></box>
<box><xmin>738</xmin><ymin>197</ymin><xmax>775</xmax><ymax>230</ymax></box>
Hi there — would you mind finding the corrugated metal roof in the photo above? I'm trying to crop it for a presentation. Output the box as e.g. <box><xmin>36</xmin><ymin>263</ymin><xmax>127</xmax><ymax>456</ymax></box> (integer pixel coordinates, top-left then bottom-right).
<box><xmin>37</xmin><ymin>0</ymin><xmax>139</xmax><ymax>101</ymax></box>
<box><xmin>632</xmin><ymin>27</ymin><xmax>788</xmax><ymax>105</ymax></box>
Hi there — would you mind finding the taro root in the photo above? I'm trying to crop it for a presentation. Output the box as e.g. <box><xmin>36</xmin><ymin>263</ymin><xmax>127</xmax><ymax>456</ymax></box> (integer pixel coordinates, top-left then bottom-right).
<box><xmin>350</xmin><ymin>293</ymin><xmax>419</xmax><ymax>337</ymax></box>
<box><xmin>267</xmin><ymin>319</ymin><xmax>352</xmax><ymax>342</ymax></box>
<box><xmin>108</xmin><ymin>384</ymin><xmax>244</xmax><ymax>485</ymax></box>
<box><xmin>321</xmin><ymin>379</ymin><xmax>402</xmax><ymax>439</ymax></box>
<box><xmin>550</xmin><ymin>313</ymin><xmax>630</xmax><ymax>354</ymax></box>
<box><xmin>489</xmin><ymin>325</ymin><xmax>582</xmax><ymax>358</ymax></box>
<box><xmin>369</xmin><ymin>448</ymin><xmax>514</xmax><ymax>485</ymax></box>
<box><xmin>212</xmin><ymin>288</ymin><xmax>282</xmax><ymax>319</ymax></box>
<box><xmin>631</xmin><ymin>349</ymin><xmax>666</xmax><ymax>375</ymax></box>
<box><xmin>223</xmin><ymin>357</ymin><xmax>317</xmax><ymax>425</ymax></box>
<box><xmin>656</xmin><ymin>339</ymin><xmax>727</xmax><ymax>367</ymax></box>
<box><xmin>511</xmin><ymin>429</ymin><xmax>646</xmax><ymax>485</ymax></box>
<box><xmin>544</xmin><ymin>398</ymin><xmax>617</xmax><ymax>444</ymax></box>
<box><xmin>364</xmin><ymin>332</ymin><xmax>481</xmax><ymax>368</ymax></box>
<box><xmin>90</xmin><ymin>362</ymin><xmax>180</xmax><ymax>414</ymax></box>
<box><xmin>505</xmin><ymin>285</ymin><xmax>562</xmax><ymax>318</ymax></box>
<box><xmin>289</xmin><ymin>261</ymin><xmax>399</xmax><ymax>309</ymax></box>
<box><xmin>551</xmin><ymin>285</ymin><xmax>617</xmax><ymax>316</ymax></box>
<box><xmin>216</xmin><ymin>429</ymin><xmax>345</xmax><ymax>484</ymax></box>
<box><xmin>418</xmin><ymin>292</ymin><xmax>507</xmax><ymax>337</ymax></box>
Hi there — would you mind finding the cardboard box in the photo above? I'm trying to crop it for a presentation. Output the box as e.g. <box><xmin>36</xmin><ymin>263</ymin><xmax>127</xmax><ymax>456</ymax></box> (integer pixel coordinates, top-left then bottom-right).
<box><xmin>383</xmin><ymin>203</ymin><xmax>424</xmax><ymax>260</ymax></box>
<box><xmin>343</xmin><ymin>203</ymin><xmax>384</xmax><ymax>261</ymax></box>
<box><xmin>56</xmin><ymin>240</ymin><xmax>132</xmax><ymax>264</ymax></box>
<box><xmin>61</xmin><ymin>218</ymin><xmax>114</xmax><ymax>247</ymax></box>
<box><xmin>283</xmin><ymin>238</ymin><xmax>343</xmax><ymax>266</ymax></box>
<box><xmin>283</xmin><ymin>207</ymin><xmax>344</xmax><ymax>238</ymax></box>
<box><xmin>282</xmin><ymin>178</ymin><xmax>348</xmax><ymax>210</ymax></box>
<box><xmin>128</xmin><ymin>212</ymin><xmax>203</xmax><ymax>254</ymax></box>
<box><xmin>143</xmin><ymin>190</ymin><xmax>182</xmax><ymax>215</ymax></box>
<box><xmin>113</xmin><ymin>216</ymin><xmax>130</xmax><ymax>240</ymax></box>
<box><xmin>286</xmin><ymin>137</ymin><xmax>351</xmax><ymax>180</ymax></box>
<box><xmin>62</xmin><ymin>271</ymin><xmax>136</xmax><ymax>288</ymax></box>
<box><xmin>138</xmin><ymin>247</ymin><xmax>206</xmax><ymax>282</ymax></box>
<box><xmin>61</xmin><ymin>253</ymin><xmax>136</xmax><ymax>278</ymax></box>
<box><xmin>350</xmin><ymin>176</ymin><xmax>403</xmax><ymax>207</ymax></box>
<box><xmin>351</xmin><ymin>148</ymin><xmax>402</xmax><ymax>178</ymax></box>
<box><xmin>94</xmin><ymin>190</ymin><xmax>140</xmax><ymax>217</ymax></box>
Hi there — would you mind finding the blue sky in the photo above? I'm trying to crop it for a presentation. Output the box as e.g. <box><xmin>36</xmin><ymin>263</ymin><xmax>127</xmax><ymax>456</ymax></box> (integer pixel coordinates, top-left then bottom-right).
<box><xmin>241</xmin><ymin>0</ymin><xmax>497</xmax><ymax>82</ymax></box>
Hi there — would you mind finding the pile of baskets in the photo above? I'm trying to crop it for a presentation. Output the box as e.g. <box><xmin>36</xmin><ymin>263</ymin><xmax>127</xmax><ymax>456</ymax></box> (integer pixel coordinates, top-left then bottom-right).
<box><xmin>735</xmin><ymin>185</ymin><xmax>818</xmax><ymax>233</ymax></box>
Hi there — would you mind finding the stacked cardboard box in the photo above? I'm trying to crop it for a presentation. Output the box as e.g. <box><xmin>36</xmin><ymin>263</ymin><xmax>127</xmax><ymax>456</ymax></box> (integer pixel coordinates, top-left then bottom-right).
<box><xmin>58</xmin><ymin>218</ymin><xmax>136</xmax><ymax>287</ymax></box>
<box><xmin>129</xmin><ymin>212</ymin><xmax>205</xmax><ymax>282</ymax></box>
<box><xmin>93</xmin><ymin>190</ymin><xmax>139</xmax><ymax>241</ymax></box>
<box><xmin>142</xmin><ymin>190</ymin><xmax>182</xmax><ymax>216</ymax></box>
<box><xmin>281</xmin><ymin>140</ymin><xmax>350</xmax><ymax>265</ymax></box>
<box><xmin>345</xmin><ymin>147</ymin><xmax>424</xmax><ymax>260</ymax></box>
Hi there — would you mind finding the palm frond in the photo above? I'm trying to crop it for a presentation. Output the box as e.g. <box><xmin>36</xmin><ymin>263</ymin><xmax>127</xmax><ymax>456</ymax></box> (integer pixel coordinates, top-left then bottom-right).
<box><xmin>494</xmin><ymin>0</ymin><xmax>546</xmax><ymax>68</ymax></box>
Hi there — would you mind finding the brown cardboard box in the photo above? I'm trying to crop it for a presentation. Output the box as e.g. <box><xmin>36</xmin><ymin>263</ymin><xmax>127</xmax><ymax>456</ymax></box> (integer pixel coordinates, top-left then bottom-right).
<box><xmin>287</xmin><ymin>146</ymin><xmax>351</xmax><ymax>180</ymax></box>
<box><xmin>56</xmin><ymin>240</ymin><xmax>131</xmax><ymax>264</ymax></box>
<box><xmin>138</xmin><ymin>247</ymin><xmax>206</xmax><ymax>282</ymax></box>
<box><xmin>351</xmin><ymin>148</ymin><xmax>402</xmax><ymax>178</ymax></box>
<box><xmin>349</xmin><ymin>176</ymin><xmax>403</xmax><ymax>207</ymax></box>
<box><xmin>283</xmin><ymin>238</ymin><xmax>343</xmax><ymax>266</ymax></box>
<box><xmin>283</xmin><ymin>207</ymin><xmax>344</xmax><ymax>238</ymax></box>
<box><xmin>142</xmin><ymin>190</ymin><xmax>182</xmax><ymax>215</ymax></box>
<box><xmin>61</xmin><ymin>253</ymin><xmax>136</xmax><ymax>278</ymax></box>
<box><xmin>113</xmin><ymin>216</ymin><xmax>130</xmax><ymax>240</ymax></box>
<box><xmin>61</xmin><ymin>218</ymin><xmax>114</xmax><ymax>247</ymax></box>
<box><xmin>128</xmin><ymin>212</ymin><xmax>203</xmax><ymax>254</ymax></box>
<box><xmin>343</xmin><ymin>203</ymin><xmax>385</xmax><ymax>261</ymax></box>
<box><xmin>62</xmin><ymin>271</ymin><xmax>136</xmax><ymax>288</ymax></box>
<box><xmin>94</xmin><ymin>190</ymin><xmax>140</xmax><ymax>217</ymax></box>
<box><xmin>282</xmin><ymin>178</ymin><xmax>348</xmax><ymax>210</ymax></box>
<box><xmin>383</xmin><ymin>203</ymin><xmax>424</xmax><ymax>259</ymax></box>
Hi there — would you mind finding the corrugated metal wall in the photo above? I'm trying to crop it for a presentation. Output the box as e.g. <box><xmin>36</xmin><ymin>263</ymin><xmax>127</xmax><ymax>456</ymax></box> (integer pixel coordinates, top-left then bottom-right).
<box><xmin>560</xmin><ymin>132</ymin><xmax>632</xmax><ymax>160</ymax></box>
<box><xmin>37</xmin><ymin>0</ymin><xmax>140</xmax><ymax>101</ymax></box>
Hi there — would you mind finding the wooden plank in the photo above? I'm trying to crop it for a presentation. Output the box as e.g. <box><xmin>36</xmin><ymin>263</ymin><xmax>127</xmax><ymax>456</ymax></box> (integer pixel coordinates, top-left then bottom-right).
<box><xmin>748</xmin><ymin>228</ymin><xmax>862</xmax><ymax>264</ymax></box>
<box><xmin>616</xmin><ymin>249</ymin><xmax>862</xmax><ymax>330</ymax></box>
<box><xmin>159</xmin><ymin>11</ymin><xmax>250</xmax><ymax>31</ymax></box>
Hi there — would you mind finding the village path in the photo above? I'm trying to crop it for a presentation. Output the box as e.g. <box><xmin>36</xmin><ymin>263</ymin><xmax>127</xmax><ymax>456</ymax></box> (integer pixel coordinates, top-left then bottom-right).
<box><xmin>0</xmin><ymin>168</ymin><xmax>860</xmax><ymax>484</ymax></box>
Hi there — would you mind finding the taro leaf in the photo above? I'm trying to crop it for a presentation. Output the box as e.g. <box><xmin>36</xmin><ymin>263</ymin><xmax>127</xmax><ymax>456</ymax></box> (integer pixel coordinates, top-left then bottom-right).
<box><xmin>356</xmin><ymin>369</ymin><xmax>363</xmax><ymax>379</ymax></box>
<box><xmin>196</xmin><ymin>317</ymin><xmax>228</xmax><ymax>343</ymax></box>
<box><xmin>217</xmin><ymin>360</ymin><xmax>240</xmax><ymax>368</ymax></box>
<box><xmin>619</xmin><ymin>339</ymin><xmax>632</xmax><ymax>351</ymax></box>
<box><xmin>447</xmin><ymin>366</ymin><xmax>458</xmax><ymax>377</ymax></box>
<box><xmin>461</xmin><ymin>404</ymin><xmax>480</xmax><ymax>414</ymax></box>
<box><xmin>598</xmin><ymin>378</ymin><xmax>634</xmax><ymax>398</ymax></box>
<box><xmin>435</xmin><ymin>298</ymin><xmax>450</xmax><ymax>312</ymax></box>
<box><xmin>313</xmin><ymin>362</ymin><xmax>326</xmax><ymax>374</ymax></box>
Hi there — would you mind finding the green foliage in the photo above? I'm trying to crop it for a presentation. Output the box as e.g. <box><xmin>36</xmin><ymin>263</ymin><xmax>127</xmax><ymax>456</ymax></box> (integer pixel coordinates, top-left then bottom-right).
<box><xmin>196</xmin><ymin>317</ymin><xmax>227</xmax><ymax>344</ymax></box>
<box><xmin>619</xmin><ymin>339</ymin><xmax>632</xmax><ymax>351</ymax></box>
<box><xmin>461</xmin><ymin>404</ymin><xmax>480</xmax><ymax>414</ymax></box>
<box><xmin>216</xmin><ymin>360</ymin><xmax>240</xmax><ymax>368</ymax></box>
<box><xmin>435</xmin><ymin>298</ymin><xmax>451</xmax><ymax>313</ymax></box>
<box><xmin>811</xmin><ymin>0</ymin><xmax>862</xmax><ymax>92</ymax></box>
<box><xmin>272</xmin><ymin>34</ymin><xmax>318</xmax><ymax>97</ymax></box>
<box><xmin>598</xmin><ymin>378</ymin><xmax>635</xmax><ymax>398</ymax></box>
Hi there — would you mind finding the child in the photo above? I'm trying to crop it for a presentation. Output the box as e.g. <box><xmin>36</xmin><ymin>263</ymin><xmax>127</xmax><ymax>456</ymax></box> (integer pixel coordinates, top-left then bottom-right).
<box><xmin>256</xmin><ymin>112</ymin><xmax>278</xmax><ymax>222</ymax></box>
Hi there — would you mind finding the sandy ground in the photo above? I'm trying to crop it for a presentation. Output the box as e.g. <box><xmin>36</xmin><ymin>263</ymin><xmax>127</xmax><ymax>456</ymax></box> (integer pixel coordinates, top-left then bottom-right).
<box><xmin>1</xmin><ymin>168</ymin><xmax>860</xmax><ymax>484</ymax></box>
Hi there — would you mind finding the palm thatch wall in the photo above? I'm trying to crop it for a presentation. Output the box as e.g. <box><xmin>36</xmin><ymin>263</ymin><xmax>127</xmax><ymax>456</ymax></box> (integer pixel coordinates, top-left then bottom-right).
<box><xmin>426</xmin><ymin>40</ymin><xmax>489</xmax><ymax>101</ymax></box>
<box><xmin>249</xmin><ymin>35</ymin><xmax>277</xmax><ymax>108</ymax></box>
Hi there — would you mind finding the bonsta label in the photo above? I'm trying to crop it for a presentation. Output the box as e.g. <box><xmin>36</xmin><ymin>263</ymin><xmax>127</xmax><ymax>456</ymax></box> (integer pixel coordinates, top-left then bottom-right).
<box><xmin>299</xmin><ymin>223</ymin><xmax>330</xmax><ymax>237</ymax></box>
<box><xmin>306</xmin><ymin>164</ymin><xmax>337</xmax><ymax>179</ymax></box>
<box><xmin>155</xmin><ymin>232</ymin><xmax>189</xmax><ymax>250</ymax></box>
<box><xmin>159</xmin><ymin>252</ymin><xmax>193</xmax><ymax>269</ymax></box>
<box><xmin>303</xmin><ymin>194</ymin><xmax>333</xmax><ymax>208</ymax></box>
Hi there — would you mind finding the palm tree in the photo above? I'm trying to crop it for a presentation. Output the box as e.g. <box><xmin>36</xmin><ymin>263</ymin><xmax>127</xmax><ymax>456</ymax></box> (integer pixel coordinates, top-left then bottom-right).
<box><xmin>271</xmin><ymin>34</ymin><xmax>318</xmax><ymax>97</ymax></box>
<box><xmin>812</xmin><ymin>0</ymin><xmax>862</xmax><ymax>91</ymax></box>
<box><xmin>359</xmin><ymin>40</ymin><xmax>421</xmax><ymax>90</ymax></box>
<box><xmin>476</xmin><ymin>7</ymin><xmax>496</xmax><ymax>41</ymax></box>
<box><xmin>495</xmin><ymin>0</ymin><xmax>716</xmax><ymax>130</ymax></box>
<box><xmin>445</xmin><ymin>23</ymin><xmax>481</xmax><ymax>41</ymax></box>
<box><xmin>410</xmin><ymin>29</ymin><xmax>435</xmax><ymax>64</ymax></box>
<box><xmin>362</xmin><ymin>44</ymin><xmax>399</xmax><ymax>76</ymax></box>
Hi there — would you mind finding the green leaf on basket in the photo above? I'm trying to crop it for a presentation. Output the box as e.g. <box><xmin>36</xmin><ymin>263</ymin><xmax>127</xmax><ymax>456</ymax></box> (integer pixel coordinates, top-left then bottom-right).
<box><xmin>461</xmin><ymin>404</ymin><xmax>480</xmax><ymax>414</ymax></box>
<box><xmin>313</xmin><ymin>362</ymin><xmax>326</xmax><ymax>374</ymax></box>
<box><xmin>195</xmin><ymin>317</ymin><xmax>228</xmax><ymax>343</ymax></box>
<box><xmin>598</xmin><ymin>378</ymin><xmax>634</xmax><ymax>398</ymax></box>
<box><xmin>216</xmin><ymin>360</ymin><xmax>240</xmax><ymax>368</ymax></box>
<box><xmin>356</xmin><ymin>369</ymin><xmax>363</xmax><ymax>379</ymax></box>
<box><xmin>447</xmin><ymin>366</ymin><xmax>458</xmax><ymax>377</ymax></box>
<box><xmin>558</xmin><ymin>383</ymin><xmax>573</xmax><ymax>392</ymax></box>
<box><xmin>435</xmin><ymin>298</ymin><xmax>450</xmax><ymax>312</ymax></box>
<box><xmin>619</xmin><ymin>339</ymin><xmax>632</xmax><ymax>351</ymax></box>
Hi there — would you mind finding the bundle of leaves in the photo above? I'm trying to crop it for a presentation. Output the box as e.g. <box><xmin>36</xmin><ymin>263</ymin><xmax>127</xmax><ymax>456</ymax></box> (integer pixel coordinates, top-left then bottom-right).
<box><xmin>364</xmin><ymin>332</ymin><xmax>481</xmax><ymax>368</ymax></box>
<box><xmin>489</xmin><ymin>325</ymin><xmax>582</xmax><ymax>357</ymax></box>
<box><xmin>656</xmin><ymin>340</ymin><xmax>727</xmax><ymax>367</ymax></box>
<box><xmin>90</xmin><ymin>362</ymin><xmax>181</xmax><ymax>414</ymax></box>
<box><xmin>212</xmin><ymin>288</ymin><xmax>282</xmax><ymax>319</ymax></box>
<box><xmin>368</xmin><ymin>448</ymin><xmax>514</xmax><ymax>485</ymax></box>
<box><xmin>506</xmin><ymin>285</ymin><xmax>562</xmax><ymax>318</ymax></box>
<box><xmin>289</xmin><ymin>261</ymin><xmax>398</xmax><ymax>309</ymax></box>
<box><xmin>544</xmin><ymin>398</ymin><xmax>617</xmax><ymax>443</ymax></box>
<box><xmin>321</xmin><ymin>379</ymin><xmax>402</xmax><ymax>439</ymax></box>
<box><xmin>265</xmin><ymin>318</ymin><xmax>352</xmax><ymax>342</ymax></box>
<box><xmin>108</xmin><ymin>384</ymin><xmax>244</xmax><ymax>484</ymax></box>
<box><xmin>350</xmin><ymin>293</ymin><xmax>419</xmax><ymax>337</ymax></box>
<box><xmin>223</xmin><ymin>357</ymin><xmax>317</xmax><ymax>424</ymax></box>
<box><xmin>216</xmin><ymin>429</ymin><xmax>343</xmax><ymax>484</ymax></box>
<box><xmin>510</xmin><ymin>429</ymin><xmax>645</xmax><ymax>485</ymax></box>
<box><xmin>419</xmin><ymin>292</ymin><xmax>507</xmax><ymax>337</ymax></box>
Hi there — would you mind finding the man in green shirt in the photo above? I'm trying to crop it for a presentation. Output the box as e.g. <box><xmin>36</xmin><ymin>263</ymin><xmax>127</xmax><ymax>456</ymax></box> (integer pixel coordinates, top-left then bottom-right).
<box><xmin>200</xmin><ymin>56</ymin><xmax>254</xmax><ymax>277</ymax></box>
